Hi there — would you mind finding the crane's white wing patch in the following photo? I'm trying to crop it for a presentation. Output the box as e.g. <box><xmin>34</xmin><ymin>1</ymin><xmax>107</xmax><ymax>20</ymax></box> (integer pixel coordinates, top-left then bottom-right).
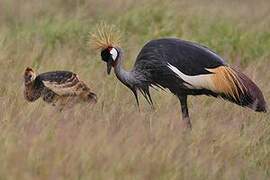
<box><xmin>167</xmin><ymin>63</ymin><xmax>215</xmax><ymax>90</ymax></box>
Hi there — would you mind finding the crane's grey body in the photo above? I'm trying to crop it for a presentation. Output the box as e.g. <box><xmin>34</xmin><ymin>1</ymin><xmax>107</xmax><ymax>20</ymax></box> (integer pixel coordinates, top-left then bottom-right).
<box><xmin>100</xmin><ymin>38</ymin><xmax>267</xmax><ymax>129</ymax></box>
<box><xmin>109</xmin><ymin>39</ymin><xmax>226</xmax><ymax>128</ymax></box>
<box><xmin>113</xmin><ymin>39</ymin><xmax>224</xmax><ymax>108</ymax></box>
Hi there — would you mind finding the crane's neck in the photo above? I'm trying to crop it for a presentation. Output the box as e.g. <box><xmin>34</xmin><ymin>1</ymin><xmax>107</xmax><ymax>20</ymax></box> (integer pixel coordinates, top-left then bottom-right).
<box><xmin>113</xmin><ymin>48</ymin><xmax>138</xmax><ymax>88</ymax></box>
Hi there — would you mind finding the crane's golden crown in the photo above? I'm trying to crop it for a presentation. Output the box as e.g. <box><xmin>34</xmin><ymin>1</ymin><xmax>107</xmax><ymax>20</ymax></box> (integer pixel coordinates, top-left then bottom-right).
<box><xmin>90</xmin><ymin>23</ymin><xmax>121</xmax><ymax>50</ymax></box>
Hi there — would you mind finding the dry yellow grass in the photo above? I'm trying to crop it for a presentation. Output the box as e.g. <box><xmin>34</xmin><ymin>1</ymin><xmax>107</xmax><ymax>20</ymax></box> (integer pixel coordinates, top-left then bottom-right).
<box><xmin>0</xmin><ymin>0</ymin><xmax>269</xmax><ymax>179</ymax></box>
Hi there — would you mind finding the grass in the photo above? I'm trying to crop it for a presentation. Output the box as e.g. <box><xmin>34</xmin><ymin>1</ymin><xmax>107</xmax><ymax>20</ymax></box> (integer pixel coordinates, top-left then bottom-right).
<box><xmin>0</xmin><ymin>0</ymin><xmax>270</xmax><ymax>179</ymax></box>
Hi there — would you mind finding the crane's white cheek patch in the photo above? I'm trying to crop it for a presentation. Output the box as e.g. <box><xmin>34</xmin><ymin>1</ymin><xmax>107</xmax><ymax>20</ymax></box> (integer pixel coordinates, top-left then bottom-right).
<box><xmin>167</xmin><ymin>63</ymin><xmax>216</xmax><ymax>91</ymax></box>
<box><xmin>110</xmin><ymin>48</ymin><xmax>118</xmax><ymax>61</ymax></box>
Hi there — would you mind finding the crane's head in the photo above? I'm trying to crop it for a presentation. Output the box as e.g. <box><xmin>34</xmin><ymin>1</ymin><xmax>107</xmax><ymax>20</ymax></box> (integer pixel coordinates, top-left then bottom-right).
<box><xmin>24</xmin><ymin>67</ymin><xmax>36</xmax><ymax>85</ymax></box>
<box><xmin>101</xmin><ymin>47</ymin><xmax>119</xmax><ymax>75</ymax></box>
<box><xmin>90</xmin><ymin>23</ymin><xmax>121</xmax><ymax>75</ymax></box>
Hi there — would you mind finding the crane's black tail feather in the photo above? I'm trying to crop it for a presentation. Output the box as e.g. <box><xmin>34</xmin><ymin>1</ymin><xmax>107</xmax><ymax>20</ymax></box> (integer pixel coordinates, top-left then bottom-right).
<box><xmin>131</xmin><ymin>88</ymin><xmax>140</xmax><ymax>107</ymax></box>
<box><xmin>138</xmin><ymin>87</ymin><xmax>154</xmax><ymax>108</ymax></box>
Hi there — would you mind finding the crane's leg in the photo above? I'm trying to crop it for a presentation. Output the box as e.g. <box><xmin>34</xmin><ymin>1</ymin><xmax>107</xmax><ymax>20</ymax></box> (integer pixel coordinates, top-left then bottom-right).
<box><xmin>178</xmin><ymin>95</ymin><xmax>192</xmax><ymax>129</ymax></box>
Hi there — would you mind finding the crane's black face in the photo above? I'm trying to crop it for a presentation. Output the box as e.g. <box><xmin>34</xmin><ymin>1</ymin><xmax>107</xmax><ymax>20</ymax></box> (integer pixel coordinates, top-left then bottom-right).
<box><xmin>101</xmin><ymin>47</ymin><xmax>119</xmax><ymax>75</ymax></box>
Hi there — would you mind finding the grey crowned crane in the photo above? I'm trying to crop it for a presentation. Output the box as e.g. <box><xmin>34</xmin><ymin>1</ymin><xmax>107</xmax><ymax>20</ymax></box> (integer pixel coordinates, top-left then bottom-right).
<box><xmin>24</xmin><ymin>67</ymin><xmax>97</xmax><ymax>110</ymax></box>
<box><xmin>92</xmin><ymin>29</ymin><xmax>267</xmax><ymax>129</ymax></box>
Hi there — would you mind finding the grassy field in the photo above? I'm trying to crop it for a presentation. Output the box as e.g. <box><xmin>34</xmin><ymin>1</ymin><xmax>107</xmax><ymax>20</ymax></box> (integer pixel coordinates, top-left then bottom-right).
<box><xmin>0</xmin><ymin>0</ymin><xmax>270</xmax><ymax>179</ymax></box>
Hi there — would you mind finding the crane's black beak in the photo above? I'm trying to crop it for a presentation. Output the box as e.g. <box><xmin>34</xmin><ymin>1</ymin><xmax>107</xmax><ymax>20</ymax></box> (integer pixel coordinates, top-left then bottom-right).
<box><xmin>106</xmin><ymin>58</ymin><xmax>114</xmax><ymax>75</ymax></box>
<box><xmin>107</xmin><ymin>62</ymin><xmax>112</xmax><ymax>75</ymax></box>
